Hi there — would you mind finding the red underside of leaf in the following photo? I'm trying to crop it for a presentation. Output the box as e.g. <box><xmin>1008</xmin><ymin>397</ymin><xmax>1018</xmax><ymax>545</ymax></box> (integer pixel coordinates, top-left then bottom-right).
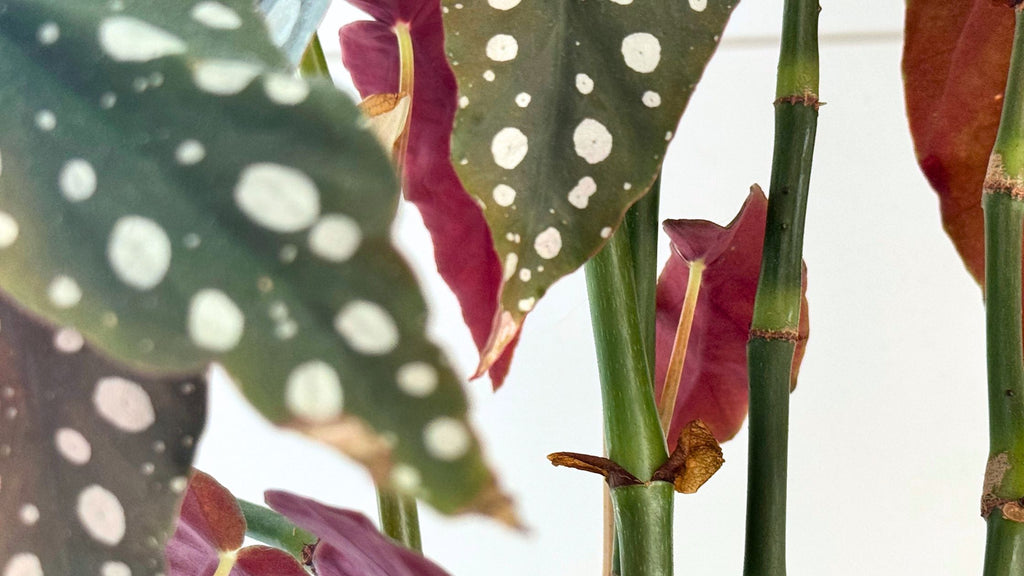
<box><xmin>166</xmin><ymin>471</ymin><xmax>246</xmax><ymax>575</ymax></box>
<box><xmin>233</xmin><ymin>546</ymin><xmax>308</xmax><ymax>576</ymax></box>
<box><xmin>903</xmin><ymin>0</ymin><xmax>1014</xmax><ymax>284</ymax></box>
<box><xmin>340</xmin><ymin>1</ymin><xmax>517</xmax><ymax>387</ymax></box>
<box><xmin>655</xmin><ymin>187</ymin><xmax>810</xmax><ymax>445</ymax></box>
<box><xmin>265</xmin><ymin>490</ymin><xmax>451</xmax><ymax>576</ymax></box>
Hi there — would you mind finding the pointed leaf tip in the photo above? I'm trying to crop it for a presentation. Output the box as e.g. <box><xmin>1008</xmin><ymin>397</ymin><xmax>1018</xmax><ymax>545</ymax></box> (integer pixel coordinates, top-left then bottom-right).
<box><xmin>339</xmin><ymin>1</ymin><xmax>518</xmax><ymax>388</ymax></box>
<box><xmin>444</xmin><ymin>0</ymin><xmax>740</xmax><ymax>348</ymax></box>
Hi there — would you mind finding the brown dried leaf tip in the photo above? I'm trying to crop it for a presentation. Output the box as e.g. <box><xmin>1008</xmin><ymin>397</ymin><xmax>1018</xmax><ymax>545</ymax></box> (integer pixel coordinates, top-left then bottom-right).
<box><xmin>358</xmin><ymin>92</ymin><xmax>412</xmax><ymax>154</ymax></box>
<box><xmin>653</xmin><ymin>420</ymin><xmax>725</xmax><ymax>494</ymax></box>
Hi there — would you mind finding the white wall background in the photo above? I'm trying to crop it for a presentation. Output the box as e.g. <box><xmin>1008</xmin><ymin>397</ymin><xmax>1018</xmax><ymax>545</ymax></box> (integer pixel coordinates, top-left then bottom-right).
<box><xmin>197</xmin><ymin>2</ymin><xmax>991</xmax><ymax>574</ymax></box>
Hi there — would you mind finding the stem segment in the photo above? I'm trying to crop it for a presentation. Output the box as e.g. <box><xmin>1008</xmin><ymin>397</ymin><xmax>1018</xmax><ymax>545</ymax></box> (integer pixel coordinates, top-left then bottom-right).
<box><xmin>586</xmin><ymin>226</ymin><xmax>671</xmax><ymax>576</ymax></box>
<box><xmin>238</xmin><ymin>499</ymin><xmax>316</xmax><ymax>560</ymax></box>
<box><xmin>744</xmin><ymin>1</ymin><xmax>819</xmax><ymax>575</ymax></box>
<box><xmin>982</xmin><ymin>9</ymin><xmax>1024</xmax><ymax>575</ymax></box>
<box><xmin>377</xmin><ymin>488</ymin><xmax>423</xmax><ymax>551</ymax></box>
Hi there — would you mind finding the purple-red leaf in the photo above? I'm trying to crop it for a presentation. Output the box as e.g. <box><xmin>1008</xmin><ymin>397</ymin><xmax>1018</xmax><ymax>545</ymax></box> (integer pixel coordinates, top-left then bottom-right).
<box><xmin>654</xmin><ymin>186</ymin><xmax>810</xmax><ymax>444</ymax></box>
<box><xmin>233</xmin><ymin>546</ymin><xmax>309</xmax><ymax>576</ymax></box>
<box><xmin>340</xmin><ymin>0</ymin><xmax>516</xmax><ymax>387</ymax></box>
<box><xmin>265</xmin><ymin>490</ymin><xmax>451</xmax><ymax>576</ymax></box>
<box><xmin>903</xmin><ymin>0</ymin><xmax>1014</xmax><ymax>283</ymax></box>
<box><xmin>0</xmin><ymin>291</ymin><xmax>206</xmax><ymax>575</ymax></box>
<box><xmin>166</xmin><ymin>471</ymin><xmax>246</xmax><ymax>576</ymax></box>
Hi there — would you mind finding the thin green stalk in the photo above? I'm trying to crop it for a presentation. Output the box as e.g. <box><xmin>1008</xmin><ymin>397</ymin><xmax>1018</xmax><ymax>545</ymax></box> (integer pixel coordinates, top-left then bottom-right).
<box><xmin>377</xmin><ymin>487</ymin><xmax>423</xmax><ymax>551</ymax></box>
<box><xmin>238</xmin><ymin>499</ymin><xmax>316</xmax><ymax>560</ymax></box>
<box><xmin>744</xmin><ymin>0</ymin><xmax>819</xmax><ymax>575</ymax></box>
<box><xmin>586</xmin><ymin>226</ymin><xmax>671</xmax><ymax>576</ymax></box>
<box><xmin>299</xmin><ymin>33</ymin><xmax>331</xmax><ymax>78</ymax></box>
<box><xmin>982</xmin><ymin>9</ymin><xmax>1024</xmax><ymax>575</ymax></box>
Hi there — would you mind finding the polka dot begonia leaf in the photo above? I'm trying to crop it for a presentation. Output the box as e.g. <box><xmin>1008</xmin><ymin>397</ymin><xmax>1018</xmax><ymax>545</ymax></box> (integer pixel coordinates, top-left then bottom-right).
<box><xmin>443</xmin><ymin>0</ymin><xmax>739</xmax><ymax>362</ymax></box>
<box><xmin>0</xmin><ymin>0</ymin><xmax>511</xmax><ymax>520</ymax></box>
<box><xmin>0</xmin><ymin>292</ymin><xmax>207</xmax><ymax>576</ymax></box>
<box><xmin>256</xmin><ymin>0</ymin><xmax>332</xmax><ymax>66</ymax></box>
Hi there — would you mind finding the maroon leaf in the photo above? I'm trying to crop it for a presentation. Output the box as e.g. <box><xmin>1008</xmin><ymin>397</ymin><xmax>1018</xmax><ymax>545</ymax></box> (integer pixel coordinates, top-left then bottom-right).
<box><xmin>166</xmin><ymin>471</ymin><xmax>247</xmax><ymax>576</ymax></box>
<box><xmin>0</xmin><ymin>291</ymin><xmax>206</xmax><ymax>576</ymax></box>
<box><xmin>265</xmin><ymin>490</ymin><xmax>451</xmax><ymax>576</ymax></box>
<box><xmin>654</xmin><ymin>186</ymin><xmax>810</xmax><ymax>444</ymax></box>
<box><xmin>903</xmin><ymin>0</ymin><xmax>1014</xmax><ymax>283</ymax></box>
<box><xmin>233</xmin><ymin>546</ymin><xmax>309</xmax><ymax>576</ymax></box>
<box><xmin>339</xmin><ymin>0</ymin><xmax>518</xmax><ymax>387</ymax></box>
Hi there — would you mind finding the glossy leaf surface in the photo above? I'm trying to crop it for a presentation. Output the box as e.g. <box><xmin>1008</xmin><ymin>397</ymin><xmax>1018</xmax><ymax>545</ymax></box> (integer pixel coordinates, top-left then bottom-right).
<box><xmin>654</xmin><ymin>187</ymin><xmax>809</xmax><ymax>443</ymax></box>
<box><xmin>258</xmin><ymin>0</ymin><xmax>332</xmax><ymax>66</ymax></box>
<box><xmin>903</xmin><ymin>0</ymin><xmax>1014</xmax><ymax>283</ymax></box>
<box><xmin>0</xmin><ymin>294</ymin><xmax>206</xmax><ymax>576</ymax></box>
<box><xmin>266</xmin><ymin>490</ymin><xmax>451</xmax><ymax>576</ymax></box>
<box><xmin>443</xmin><ymin>0</ymin><xmax>739</xmax><ymax>369</ymax></box>
<box><xmin>339</xmin><ymin>0</ymin><xmax>516</xmax><ymax>385</ymax></box>
<box><xmin>0</xmin><ymin>0</ymin><xmax>506</xmax><ymax>516</ymax></box>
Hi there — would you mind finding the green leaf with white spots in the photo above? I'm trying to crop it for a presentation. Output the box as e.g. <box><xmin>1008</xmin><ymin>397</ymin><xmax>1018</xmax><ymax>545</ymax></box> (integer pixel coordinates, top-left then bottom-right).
<box><xmin>443</xmin><ymin>0</ymin><xmax>739</xmax><ymax>353</ymax></box>
<box><xmin>0</xmin><ymin>0</ymin><xmax>512</xmax><ymax>520</ymax></box>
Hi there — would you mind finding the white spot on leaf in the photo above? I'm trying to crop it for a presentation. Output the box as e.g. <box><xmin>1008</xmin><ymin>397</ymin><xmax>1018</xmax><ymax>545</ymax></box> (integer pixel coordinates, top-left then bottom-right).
<box><xmin>689</xmin><ymin>0</ymin><xmax>707</xmax><ymax>11</ymax></box>
<box><xmin>264</xmin><ymin>74</ymin><xmax>310</xmax><ymax>105</ymax></box>
<box><xmin>19</xmin><ymin>504</ymin><xmax>39</xmax><ymax>526</ymax></box>
<box><xmin>515</xmin><ymin>92</ymin><xmax>531</xmax><ymax>107</ymax></box>
<box><xmin>568</xmin><ymin>176</ymin><xmax>597</xmax><ymax>209</ymax></box>
<box><xmin>0</xmin><ymin>212</ymin><xmax>19</xmax><ymax>249</ymax></box>
<box><xmin>94</xmin><ymin>376</ymin><xmax>155</xmax><ymax>433</ymax></box>
<box><xmin>575</xmin><ymin>73</ymin><xmax>594</xmax><ymax>95</ymax></box>
<box><xmin>35</xmin><ymin>110</ymin><xmax>56</xmax><ymax>131</ymax></box>
<box><xmin>175</xmin><ymin>140</ymin><xmax>206</xmax><ymax>165</ymax></box>
<box><xmin>423</xmin><ymin>417</ymin><xmax>471</xmax><ymax>461</ymax></box>
<box><xmin>107</xmin><ymin>215</ymin><xmax>172</xmax><ymax>290</ymax></box>
<box><xmin>187</xmin><ymin>289</ymin><xmax>245</xmax><ymax>352</ymax></box>
<box><xmin>190</xmin><ymin>1</ymin><xmax>243</xmax><ymax>29</ymax></box>
<box><xmin>503</xmin><ymin>252</ymin><xmax>518</xmax><ymax>281</ymax></box>
<box><xmin>48</xmin><ymin>275</ymin><xmax>82</xmax><ymax>309</ymax></box>
<box><xmin>397</xmin><ymin>362</ymin><xmax>438</xmax><ymax>397</ymax></box>
<box><xmin>37</xmin><ymin>22</ymin><xmax>60</xmax><ymax>45</ymax></box>
<box><xmin>334</xmin><ymin>300</ymin><xmax>399</xmax><ymax>355</ymax></box>
<box><xmin>98</xmin><ymin>16</ymin><xmax>187</xmax><ymax>62</ymax></box>
<box><xmin>308</xmin><ymin>214</ymin><xmax>362</xmax><ymax>263</ymax></box>
<box><xmin>493</xmin><ymin>184</ymin><xmax>516</xmax><ymax>207</ymax></box>
<box><xmin>235</xmin><ymin>163</ymin><xmax>321</xmax><ymax>233</ymax></box>
<box><xmin>286</xmin><ymin>361</ymin><xmax>344</xmax><ymax>423</ymax></box>
<box><xmin>192</xmin><ymin>59</ymin><xmax>261</xmax><ymax>95</ymax></box>
<box><xmin>55</xmin><ymin>428</ymin><xmax>92</xmax><ymax>465</ymax></box>
<box><xmin>3</xmin><ymin>553</ymin><xmax>43</xmax><ymax>576</ymax></box>
<box><xmin>486</xmin><ymin>34</ymin><xmax>519</xmax><ymax>62</ymax></box>
<box><xmin>491</xmin><ymin>127</ymin><xmax>529</xmax><ymax>169</ymax></box>
<box><xmin>642</xmin><ymin>91</ymin><xmax>662</xmax><ymax>107</ymax></box>
<box><xmin>488</xmin><ymin>0</ymin><xmax>521</xmax><ymax>9</ymax></box>
<box><xmin>534</xmin><ymin>227</ymin><xmax>562</xmax><ymax>259</ymax></box>
<box><xmin>573</xmin><ymin>118</ymin><xmax>614</xmax><ymax>164</ymax></box>
<box><xmin>621</xmin><ymin>32</ymin><xmax>662</xmax><ymax>73</ymax></box>
<box><xmin>100</xmin><ymin>562</ymin><xmax>131</xmax><ymax>576</ymax></box>
<box><xmin>59</xmin><ymin>159</ymin><xmax>97</xmax><ymax>202</ymax></box>
<box><xmin>389</xmin><ymin>464</ymin><xmax>421</xmax><ymax>492</ymax></box>
<box><xmin>76</xmin><ymin>485</ymin><xmax>126</xmax><ymax>546</ymax></box>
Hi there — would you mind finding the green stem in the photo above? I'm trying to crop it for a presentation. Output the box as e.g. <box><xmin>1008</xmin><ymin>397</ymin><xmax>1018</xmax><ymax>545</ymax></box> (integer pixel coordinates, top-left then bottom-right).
<box><xmin>299</xmin><ymin>33</ymin><xmax>331</xmax><ymax>79</ymax></box>
<box><xmin>585</xmin><ymin>226</ymin><xmax>671</xmax><ymax>576</ymax></box>
<box><xmin>238</xmin><ymin>499</ymin><xmax>316</xmax><ymax>561</ymax></box>
<box><xmin>625</xmin><ymin>176</ymin><xmax>662</xmax><ymax>386</ymax></box>
<box><xmin>982</xmin><ymin>10</ymin><xmax>1024</xmax><ymax>576</ymax></box>
<box><xmin>377</xmin><ymin>488</ymin><xmax>423</xmax><ymax>551</ymax></box>
<box><xmin>744</xmin><ymin>1</ymin><xmax>819</xmax><ymax>575</ymax></box>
